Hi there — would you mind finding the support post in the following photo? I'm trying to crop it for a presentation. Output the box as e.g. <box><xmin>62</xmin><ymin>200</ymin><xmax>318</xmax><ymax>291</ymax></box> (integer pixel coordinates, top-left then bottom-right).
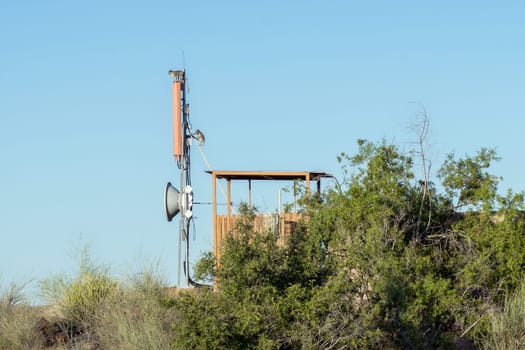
<box><xmin>212</xmin><ymin>173</ymin><xmax>217</xmax><ymax>265</ymax></box>
<box><xmin>278</xmin><ymin>189</ymin><xmax>282</xmax><ymax>214</ymax></box>
<box><xmin>293</xmin><ymin>181</ymin><xmax>297</xmax><ymax>213</ymax></box>
<box><xmin>227</xmin><ymin>178</ymin><xmax>231</xmax><ymax>234</ymax></box>
<box><xmin>248</xmin><ymin>179</ymin><xmax>252</xmax><ymax>207</ymax></box>
<box><xmin>227</xmin><ymin>179</ymin><xmax>231</xmax><ymax>217</ymax></box>
<box><xmin>306</xmin><ymin>173</ymin><xmax>311</xmax><ymax>197</ymax></box>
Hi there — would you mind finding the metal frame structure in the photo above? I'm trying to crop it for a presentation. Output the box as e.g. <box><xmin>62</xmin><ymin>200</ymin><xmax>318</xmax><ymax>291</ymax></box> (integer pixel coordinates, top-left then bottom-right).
<box><xmin>207</xmin><ymin>170</ymin><xmax>332</xmax><ymax>266</ymax></box>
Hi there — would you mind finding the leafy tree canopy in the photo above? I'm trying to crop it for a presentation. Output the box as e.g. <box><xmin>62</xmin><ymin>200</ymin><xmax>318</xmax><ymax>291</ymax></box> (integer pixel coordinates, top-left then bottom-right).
<box><xmin>171</xmin><ymin>139</ymin><xmax>525</xmax><ymax>350</ymax></box>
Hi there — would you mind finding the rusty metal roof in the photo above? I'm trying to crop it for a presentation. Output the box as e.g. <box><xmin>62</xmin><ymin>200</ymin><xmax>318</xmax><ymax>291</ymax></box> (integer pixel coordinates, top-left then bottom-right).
<box><xmin>205</xmin><ymin>170</ymin><xmax>332</xmax><ymax>181</ymax></box>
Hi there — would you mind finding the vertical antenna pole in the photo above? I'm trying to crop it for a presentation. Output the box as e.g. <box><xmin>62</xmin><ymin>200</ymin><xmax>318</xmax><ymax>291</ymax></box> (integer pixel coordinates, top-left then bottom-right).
<box><xmin>169</xmin><ymin>69</ymin><xmax>187</xmax><ymax>288</ymax></box>
<box><xmin>179</xmin><ymin>71</ymin><xmax>191</xmax><ymax>288</ymax></box>
<box><xmin>168</xmin><ymin>69</ymin><xmax>195</xmax><ymax>288</ymax></box>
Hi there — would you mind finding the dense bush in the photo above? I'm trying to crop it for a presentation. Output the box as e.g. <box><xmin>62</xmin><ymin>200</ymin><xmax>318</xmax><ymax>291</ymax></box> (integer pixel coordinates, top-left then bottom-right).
<box><xmin>174</xmin><ymin>139</ymin><xmax>525</xmax><ymax>349</ymax></box>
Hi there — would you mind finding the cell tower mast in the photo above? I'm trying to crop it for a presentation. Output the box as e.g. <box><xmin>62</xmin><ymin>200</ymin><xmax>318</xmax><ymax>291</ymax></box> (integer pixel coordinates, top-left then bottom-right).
<box><xmin>164</xmin><ymin>69</ymin><xmax>198</xmax><ymax>288</ymax></box>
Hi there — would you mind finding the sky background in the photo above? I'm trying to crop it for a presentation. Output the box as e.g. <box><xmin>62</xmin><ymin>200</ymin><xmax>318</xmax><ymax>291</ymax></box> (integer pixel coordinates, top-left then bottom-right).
<box><xmin>1</xmin><ymin>1</ymin><xmax>524</xmax><ymax>297</ymax></box>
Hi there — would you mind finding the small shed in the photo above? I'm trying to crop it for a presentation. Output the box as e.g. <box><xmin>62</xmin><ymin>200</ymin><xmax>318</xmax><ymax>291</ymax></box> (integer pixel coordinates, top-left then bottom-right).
<box><xmin>207</xmin><ymin>170</ymin><xmax>332</xmax><ymax>265</ymax></box>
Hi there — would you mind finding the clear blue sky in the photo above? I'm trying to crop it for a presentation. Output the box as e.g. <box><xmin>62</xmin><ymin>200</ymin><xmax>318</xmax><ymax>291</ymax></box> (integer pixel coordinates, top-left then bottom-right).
<box><xmin>1</xmin><ymin>1</ymin><xmax>524</xmax><ymax>293</ymax></box>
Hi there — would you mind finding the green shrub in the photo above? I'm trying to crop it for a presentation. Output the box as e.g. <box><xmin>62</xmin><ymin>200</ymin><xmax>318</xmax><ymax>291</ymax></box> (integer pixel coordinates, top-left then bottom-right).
<box><xmin>63</xmin><ymin>272</ymin><xmax>117</xmax><ymax>320</ymax></box>
<box><xmin>41</xmin><ymin>269</ymin><xmax>117</xmax><ymax>327</ymax></box>
<box><xmin>176</xmin><ymin>140</ymin><xmax>525</xmax><ymax>349</ymax></box>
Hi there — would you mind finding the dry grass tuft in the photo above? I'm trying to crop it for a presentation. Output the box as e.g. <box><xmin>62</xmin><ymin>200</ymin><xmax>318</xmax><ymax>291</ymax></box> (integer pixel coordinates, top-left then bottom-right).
<box><xmin>0</xmin><ymin>282</ymin><xmax>45</xmax><ymax>350</ymax></box>
<box><xmin>483</xmin><ymin>280</ymin><xmax>525</xmax><ymax>350</ymax></box>
<box><xmin>0</xmin><ymin>258</ymin><xmax>179</xmax><ymax>350</ymax></box>
<box><xmin>92</xmin><ymin>269</ymin><xmax>174</xmax><ymax>350</ymax></box>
